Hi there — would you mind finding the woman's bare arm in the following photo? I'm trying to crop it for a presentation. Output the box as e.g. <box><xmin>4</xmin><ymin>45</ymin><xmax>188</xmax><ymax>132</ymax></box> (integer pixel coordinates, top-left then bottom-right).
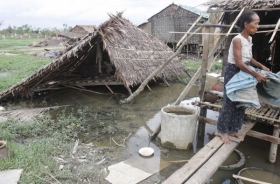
<box><xmin>233</xmin><ymin>38</ymin><xmax>266</xmax><ymax>82</ymax></box>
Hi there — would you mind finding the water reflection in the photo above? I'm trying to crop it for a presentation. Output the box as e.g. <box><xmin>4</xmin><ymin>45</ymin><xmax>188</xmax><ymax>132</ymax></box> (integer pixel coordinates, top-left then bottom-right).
<box><xmin>31</xmin><ymin>76</ymin><xmax>280</xmax><ymax>183</ymax></box>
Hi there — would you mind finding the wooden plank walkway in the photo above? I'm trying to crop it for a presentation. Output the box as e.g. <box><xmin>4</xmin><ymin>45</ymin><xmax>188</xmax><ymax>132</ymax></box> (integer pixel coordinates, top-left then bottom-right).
<box><xmin>162</xmin><ymin>122</ymin><xmax>255</xmax><ymax>184</ymax></box>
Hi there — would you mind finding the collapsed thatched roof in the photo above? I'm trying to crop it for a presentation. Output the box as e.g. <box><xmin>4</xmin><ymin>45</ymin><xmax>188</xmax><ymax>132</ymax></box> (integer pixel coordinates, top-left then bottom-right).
<box><xmin>98</xmin><ymin>14</ymin><xmax>184</xmax><ymax>86</ymax></box>
<box><xmin>204</xmin><ymin>0</ymin><xmax>280</xmax><ymax>9</ymax></box>
<box><xmin>0</xmin><ymin>14</ymin><xmax>184</xmax><ymax>101</ymax></box>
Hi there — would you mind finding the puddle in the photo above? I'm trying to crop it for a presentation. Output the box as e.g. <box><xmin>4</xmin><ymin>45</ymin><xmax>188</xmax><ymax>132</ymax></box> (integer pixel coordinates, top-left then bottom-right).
<box><xmin>23</xmin><ymin>75</ymin><xmax>280</xmax><ymax>183</ymax></box>
<box><xmin>238</xmin><ymin>167</ymin><xmax>280</xmax><ymax>184</ymax></box>
<box><xmin>0</xmin><ymin>52</ymin><xmax>18</xmax><ymax>56</ymax></box>
<box><xmin>0</xmin><ymin>72</ymin><xmax>11</xmax><ymax>77</ymax></box>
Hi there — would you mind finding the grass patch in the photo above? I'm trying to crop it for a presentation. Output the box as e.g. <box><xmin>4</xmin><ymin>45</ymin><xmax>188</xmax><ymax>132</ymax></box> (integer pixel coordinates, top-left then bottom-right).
<box><xmin>0</xmin><ymin>38</ymin><xmax>43</xmax><ymax>50</ymax></box>
<box><xmin>182</xmin><ymin>59</ymin><xmax>222</xmax><ymax>74</ymax></box>
<box><xmin>0</xmin><ymin>113</ymin><xmax>76</xmax><ymax>183</ymax></box>
<box><xmin>0</xmin><ymin>106</ymin><xmax>127</xmax><ymax>183</ymax></box>
<box><xmin>0</xmin><ymin>55</ymin><xmax>51</xmax><ymax>92</ymax></box>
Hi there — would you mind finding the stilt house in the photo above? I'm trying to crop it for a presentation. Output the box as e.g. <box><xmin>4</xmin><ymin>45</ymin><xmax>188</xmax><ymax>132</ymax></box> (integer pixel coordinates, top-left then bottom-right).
<box><xmin>138</xmin><ymin>3</ymin><xmax>209</xmax><ymax>53</ymax></box>
<box><xmin>163</xmin><ymin>1</ymin><xmax>280</xmax><ymax>183</ymax></box>
<box><xmin>198</xmin><ymin>0</ymin><xmax>280</xmax><ymax>164</ymax></box>
<box><xmin>0</xmin><ymin>14</ymin><xmax>185</xmax><ymax>101</ymax></box>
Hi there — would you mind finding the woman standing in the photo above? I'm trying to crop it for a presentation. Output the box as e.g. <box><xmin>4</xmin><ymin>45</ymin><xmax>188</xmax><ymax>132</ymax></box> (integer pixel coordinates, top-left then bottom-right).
<box><xmin>217</xmin><ymin>11</ymin><xmax>270</xmax><ymax>144</ymax></box>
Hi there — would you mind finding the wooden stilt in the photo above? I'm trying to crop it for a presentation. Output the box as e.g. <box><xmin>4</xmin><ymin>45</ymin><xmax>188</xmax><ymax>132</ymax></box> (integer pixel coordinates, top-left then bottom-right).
<box><xmin>198</xmin><ymin>25</ymin><xmax>210</xmax><ymax>139</ymax></box>
<box><xmin>269</xmin><ymin>124</ymin><xmax>279</xmax><ymax>163</ymax></box>
<box><xmin>197</xmin><ymin>44</ymin><xmax>200</xmax><ymax>58</ymax></box>
<box><xmin>163</xmin><ymin>79</ymin><xmax>170</xmax><ymax>87</ymax></box>
<box><xmin>125</xmin><ymin>85</ymin><xmax>133</xmax><ymax>95</ymax></box>
<box><xmin>269</xmin><ymin>18</ymin><xmax>280</xmax><ymax>43</ymax></box>
<box><xmin>105</xmin><ymin>85</ymin><xmax>114</xmax><ymax>94</ymax></box>
<box><xmin>146</xmin><ymin>84</ymin><xmax>153</xmax><ymax>92</ymax></box>
<box><xmin>186</xmin><ymin>43</ymin><xmax>189</xmax><ymax>59</ymax></box>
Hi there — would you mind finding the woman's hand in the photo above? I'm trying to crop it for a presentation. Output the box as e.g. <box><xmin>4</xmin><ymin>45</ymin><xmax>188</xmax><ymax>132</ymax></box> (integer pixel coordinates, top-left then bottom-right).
<box><xmin>255</xmin><ymin>72</ymin><xmax>266</xmax><ymax>82</ymax></box>
<box><xmin>261</xmin><ymin>65</ymin><xmax>270</xmax><ymax>71</ymax></box>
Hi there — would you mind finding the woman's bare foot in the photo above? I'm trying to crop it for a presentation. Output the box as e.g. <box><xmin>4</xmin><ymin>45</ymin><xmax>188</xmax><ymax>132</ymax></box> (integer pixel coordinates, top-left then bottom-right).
<box><xmin>218</xmin><ymin>133</ymin><xmax>231</xmax><ymax>144</ymax></box>
<box><xmin>229</xmin><ymin>132</ymin><xmax>244</xmax><ymax>141</ymax></box>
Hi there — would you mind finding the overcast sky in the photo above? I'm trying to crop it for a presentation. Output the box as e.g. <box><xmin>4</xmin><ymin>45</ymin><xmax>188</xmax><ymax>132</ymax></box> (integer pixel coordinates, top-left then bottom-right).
<box><xmin>0</xmin><ymin>0</ymin><xmax>208</xmax><ymax>29</ymax></box>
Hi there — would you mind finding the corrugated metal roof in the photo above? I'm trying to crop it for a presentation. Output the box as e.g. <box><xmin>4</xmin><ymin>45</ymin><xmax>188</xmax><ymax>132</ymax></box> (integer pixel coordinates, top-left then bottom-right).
<box><xmin>181</xmin><ymin>5</ymin><xmax>209</xmax><ymax>19</ymax></box>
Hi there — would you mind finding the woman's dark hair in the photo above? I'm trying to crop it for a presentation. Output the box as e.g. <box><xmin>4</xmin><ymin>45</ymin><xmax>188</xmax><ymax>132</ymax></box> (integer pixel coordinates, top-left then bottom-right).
<box><xmin>237</xmin><ymin>11</ymin><xmax>257</xmax><ymax>31</ymax></box>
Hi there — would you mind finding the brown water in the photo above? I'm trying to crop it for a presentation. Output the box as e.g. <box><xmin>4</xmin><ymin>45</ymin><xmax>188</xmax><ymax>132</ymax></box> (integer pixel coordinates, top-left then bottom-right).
<box><xmin>32</xmin><ymin>76</ymin><xmax>280</xmax><ymax>183</ymax></box>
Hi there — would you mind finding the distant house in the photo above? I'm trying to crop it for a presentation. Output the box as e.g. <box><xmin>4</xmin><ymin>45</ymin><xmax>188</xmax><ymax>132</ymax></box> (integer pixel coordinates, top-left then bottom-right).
<box><xmin>70</xmin><ymin>25</ymin><xmax>97</xmax><ymax>35</ymax></box>
<box><xmin>138</xmin><ymin>22</ymin><xmax>151</xmax><ymax>35</ymax></box>
<box><xmin>58</xmin><ymin>25</ymin><xmax>97</xmax><ymax>46</ymax></box>
<box><xmin>138</xmin><ymin>3</ymin><xmax>208</xmax><ymax>53</ymax></box>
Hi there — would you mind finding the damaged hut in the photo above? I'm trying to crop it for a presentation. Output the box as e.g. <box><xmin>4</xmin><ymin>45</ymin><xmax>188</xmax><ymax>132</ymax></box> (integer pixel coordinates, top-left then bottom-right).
<box><xmin>0</xmin><ymin>14</ymin><xmax>185</xmax><ymax>101</ymax></box>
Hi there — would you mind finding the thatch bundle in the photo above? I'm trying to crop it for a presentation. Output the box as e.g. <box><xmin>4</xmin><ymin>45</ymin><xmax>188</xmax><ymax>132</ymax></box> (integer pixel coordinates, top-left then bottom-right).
<box><xmin>204</xmin><ymin>0</ymin><xmax>280</xmax><ymax>9</ymax></box>
<box><xmin>0</xmin><ymin>14</ymin><xmax>184</xmax><ymax>100</ymax></box>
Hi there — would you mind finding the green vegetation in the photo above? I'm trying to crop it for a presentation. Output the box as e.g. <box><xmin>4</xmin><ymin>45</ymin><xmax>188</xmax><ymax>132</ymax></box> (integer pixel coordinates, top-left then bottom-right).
<box><xmin>0</xmin><ymin>110</ymin><xmax>80</xmax><ymax>183</ymax></box>
<box><xmin>182</xmin><ymin>59</ymin><xmax>223</xmax><ymax>74</ymax></box>
<box><xmin>0</xmin><ymin>38</ymin><xmax>52</xmax><ymax>92</ymax></box>
<box><xmin>0</xmin><ymin>106</ymin><xmax>126</xmax><ymax>183</ymax></box>
<box><xmin>0</xmin><ymin>38</ymin><xmax>42</xmax><ymax>50</ymax></box>
<box><xmin>0</xmin><ymin>55</ymin><xmax>51</xmax><ymax>92</ymax></box>
<box><xmin>0</xmin><ymin>23</ymin><xmax>72</xmax><ymax>36</ymax></box>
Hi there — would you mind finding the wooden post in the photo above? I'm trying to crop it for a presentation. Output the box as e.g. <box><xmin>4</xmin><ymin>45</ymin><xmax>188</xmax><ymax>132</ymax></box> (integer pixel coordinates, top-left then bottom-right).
<box><xmin>125</xmin><ymin>85</ymin><xmax>133</xmax><ymax>95</ymax></box>
<box><xmin>269</xmin><ymin>18</ymin><xmax>280</xmax><ymax>43</ymax></box>
<box><xmin>105</xmin><ymin>85</ymin><xmax>114</xmax><ymax>94</ymax></box>
<box><xmin>269</xmin><ymin>124</ymin><xmax>279</xmax><ymax>163</ymax></box>
<box><xmin>186</xmin><ymin>43</ymin><xmax>189</xmax><ymax>59</ymax></box>
<box><xmin>198</xmin><ymin>25</ymin><xmax>210</xmax><ymax>139</ymax></box>
<box><xmin>197</xmin><ymin>44</ymin><xmax>199</xmax><ymax>58</ymax></box>
<box><xmin>222</xmin><ymin>36</ymin><xmax>231</xmax><ymax>77</ymax></box>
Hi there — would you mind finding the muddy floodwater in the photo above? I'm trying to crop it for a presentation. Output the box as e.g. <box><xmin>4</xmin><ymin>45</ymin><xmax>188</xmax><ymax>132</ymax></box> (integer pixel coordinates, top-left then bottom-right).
<box><xmin>31</xmin><ymin>76</ymin><xmax>280</xmax><ymax>183</ymax></box>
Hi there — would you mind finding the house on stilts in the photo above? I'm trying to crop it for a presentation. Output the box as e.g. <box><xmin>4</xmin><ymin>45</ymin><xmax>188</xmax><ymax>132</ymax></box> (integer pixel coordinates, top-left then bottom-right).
<box><xmin>163</xmin><ymin>1</ymin><xmax>280</xmax><ymax>183</ymax></box>
<box><xmin>0</xmin><ymin>14</ymin><xmax>185</xmax><ymax>101</ymax></box>
<box><xmin>198</xmin><ymin>1</ymin><xmax>280</xmax><ymax>129</ymax></box>
<box><xmin>138</xmin><ymin>3</ymin><xmax>209</xmax><ymax>55</ymax></box>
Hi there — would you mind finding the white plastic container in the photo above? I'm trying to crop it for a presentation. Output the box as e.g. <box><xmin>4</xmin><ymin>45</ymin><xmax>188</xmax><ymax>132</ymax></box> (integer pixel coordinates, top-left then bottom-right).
<box><xmin>161</xmin><ymin>105</ymin><xmax>198</xmax><ymax>149</ymax></box>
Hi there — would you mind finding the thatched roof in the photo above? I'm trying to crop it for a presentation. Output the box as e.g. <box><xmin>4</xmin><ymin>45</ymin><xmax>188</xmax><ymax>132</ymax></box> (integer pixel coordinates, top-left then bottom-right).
<box><xmin>204</xmin><ymin>0</ymin><xmax>280</xmax><ymax>9</ymax></box>
<box><xmin>0</xmin><ymin>14</ymin><xmax>184</xmax><ymax>101</ymax></box>
<box><xmin>70</xmin><ymin>25</ymin><xmax>97</xmax><ymax>33</ymax></box>
<box><xmin>58</xmin><ymin>32</ymin><xmax>83</xmax><ymax>39</ymax></box>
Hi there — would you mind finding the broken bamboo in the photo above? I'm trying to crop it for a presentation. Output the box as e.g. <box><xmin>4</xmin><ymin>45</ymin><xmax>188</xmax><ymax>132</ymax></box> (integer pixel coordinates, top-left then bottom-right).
<box><xmin>269</xmin><ymin>18</ymin><xmax>280</xmax><ymax>43</ymax></box>
<box><xmin>232</xmin><ymin>174</ymin><xmax>272</xmax><ymax>184</ymax></box>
